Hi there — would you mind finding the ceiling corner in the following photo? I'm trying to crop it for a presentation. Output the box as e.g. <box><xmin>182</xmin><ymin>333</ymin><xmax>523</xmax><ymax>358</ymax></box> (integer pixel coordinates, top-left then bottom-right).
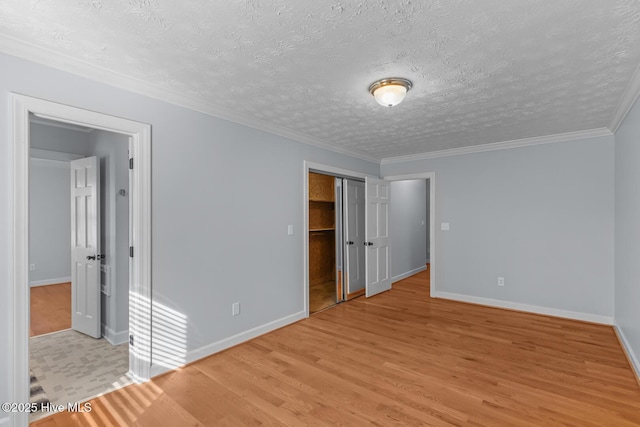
<box><xmin>609</xmin><ymin>63</ymin><xmax>640</xmax><ymax>133</ymax></box>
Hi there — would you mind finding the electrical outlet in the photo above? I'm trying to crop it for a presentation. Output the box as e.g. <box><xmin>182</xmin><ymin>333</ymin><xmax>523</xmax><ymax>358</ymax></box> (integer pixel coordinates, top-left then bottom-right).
<box><xmin>498</xmin><ymin>277</ymin><xmax>505</xmax><ymax>287</ymax></box>
<box><xmin>232</xmin><ymin>302</ymin><xmax>240</xmax><ymax>316</ymax></box>
<box><xmin>441</xmin><ymin>222</ymin><xmax>450</xmax><ymax>231</ymax></box>
<box><xmin>29</xmin><ymin>264</ymin><xmax>36</xmax><ymax>271</ymax></box>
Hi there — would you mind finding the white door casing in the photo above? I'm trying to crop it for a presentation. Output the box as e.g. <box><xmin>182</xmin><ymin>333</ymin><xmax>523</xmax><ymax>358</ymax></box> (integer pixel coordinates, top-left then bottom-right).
<box><xmin>345</xmin><ymin>179</ymin><xmax>365</xmax><ymax>296</ymax></box>
<box><xmin>365</xmin><ymin>177</ymin><xmax>391</xmax><ymax>297</ymax></box>
<box><xmin>70</xmin><ymin>156</ymin><xmax>101</xmax><ymax>338</ymax></box>
<box><xmin>11</xmin><ymin>93</ymin><xmax>152</xmax><ymax>427</ymax></box>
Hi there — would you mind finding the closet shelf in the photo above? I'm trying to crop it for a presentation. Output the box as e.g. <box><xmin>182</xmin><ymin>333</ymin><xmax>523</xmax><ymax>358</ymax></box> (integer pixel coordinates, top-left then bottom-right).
<box><xmin>309</xmin><ymin>228</ymin><xmax>336</xmax><ymax>232</ymax></box>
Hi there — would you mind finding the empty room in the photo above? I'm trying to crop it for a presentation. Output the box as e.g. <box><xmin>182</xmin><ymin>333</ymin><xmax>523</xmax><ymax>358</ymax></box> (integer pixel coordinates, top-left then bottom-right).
<box><xmin>1</xmin><ymin>1</ymin><xmax>640</xmax><ymax>426</ymax></box>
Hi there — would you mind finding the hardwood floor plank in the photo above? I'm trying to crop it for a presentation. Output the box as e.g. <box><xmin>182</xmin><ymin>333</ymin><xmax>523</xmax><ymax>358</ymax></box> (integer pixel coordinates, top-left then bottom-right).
<box><xmin>30</xmin><ymin>283</ymin><xmax>71</xmax><ymax>337</ymax></box>
<box><xmin>32</xmin><ymin>270</ymin><xmax>640</xmax><ymax>426</ymax></box>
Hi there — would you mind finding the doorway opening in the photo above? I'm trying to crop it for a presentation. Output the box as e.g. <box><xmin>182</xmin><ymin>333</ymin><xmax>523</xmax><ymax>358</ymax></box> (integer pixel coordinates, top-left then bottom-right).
<box><xmin>304</xmin><ymin>161</ymin><xmax>392</xmax><ymax>315</ymax></box>
<box><xmin>10</xmin><ymin>94</ymin><xmax>152</xmax><ymax>427</ymax></box>
<box><xmin>308</xmin><ymin>172</ymin><xmax>366</xmax><ymax>313</ymax></box>
<box><xmin>28</xmin><ymin>117</ymin><xmax>132</xmax><ymax>421</ymax></box>
<box><xmin>384</xmin><ymin>173</ymin><xmax>436</xmax><ymax>297</ymax></box>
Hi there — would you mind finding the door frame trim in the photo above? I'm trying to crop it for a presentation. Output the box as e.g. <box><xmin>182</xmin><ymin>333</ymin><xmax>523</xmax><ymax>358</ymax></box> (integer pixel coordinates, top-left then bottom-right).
<box><xmin>303</xmin><ymin>161</ymin><xmax>370</xmax><ymax>317</ymax></box>
<box><xmin>10</xmin><ymin>94</ymin><xmax>152</xmax><ymax>427</ymax></box>
<box><xmin>383</xmin><ymin>173</ymin><xmax>436</xmax><ymax>297</ymax></box>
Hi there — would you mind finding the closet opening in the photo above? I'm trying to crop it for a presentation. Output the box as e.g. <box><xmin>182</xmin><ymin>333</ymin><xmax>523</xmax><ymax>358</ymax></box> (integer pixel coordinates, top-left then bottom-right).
<box><xmin>308</xmin><ymin>171</ymin><xmax>366</xmax><ymax>313</ymax></box>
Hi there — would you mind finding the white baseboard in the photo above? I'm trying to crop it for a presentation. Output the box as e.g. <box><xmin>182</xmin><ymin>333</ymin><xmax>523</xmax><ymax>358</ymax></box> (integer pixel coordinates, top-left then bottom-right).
<box><xmin>150</xmin><ymin>310</ymin><xmax>306</xmax><ymax>378</ymax></box>
<box><xmin>392</xmin><ymin>265</ymin><xmax>427</xmax><ymax>284</ymax></box>
<box><xmin>614</xmin><ymin>324</ymin><xmax>640</xmax><ymax>384</ymax></box>
<box><xmin>29</xmin><ymin>276</ymin><xmax>71</xmax><ymax>287</ymax></box>
<box><xmin>432</xmin><ymin>291</ymin><xmax>614</xmax><ymax>325</ymax></box>
<box><xmin>102</xmin><ymin>325</ymin><xmax>129</xmax><ymax>346</ymax></box>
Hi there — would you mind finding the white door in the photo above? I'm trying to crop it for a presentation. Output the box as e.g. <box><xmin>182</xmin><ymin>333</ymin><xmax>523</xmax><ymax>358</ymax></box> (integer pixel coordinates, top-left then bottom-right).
<box><xmin>365</xmin><ymin>177</ymin><xmax>391</xmax><ymax>297</ymax></box>
<box><xmin>344</xmin><ymin>179</ymin><xmax>365</xmax><ymax>298</ymax></box>
<box><xmin>70</xmin><ymin>156</ymin><xmax>101</xmax><ymax>338</ymax></box>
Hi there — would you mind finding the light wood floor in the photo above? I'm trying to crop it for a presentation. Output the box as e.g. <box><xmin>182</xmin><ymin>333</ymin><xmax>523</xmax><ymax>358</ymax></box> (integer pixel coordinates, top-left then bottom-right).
<box><xmin>32</xmin><ymin>270</ymin><xmax>640</xmax><ymax>426</ymax></box>
<box><xmin>30</xmin><ymin>283</ymin><xmax>71</xmax><ymax>337</ymax></box>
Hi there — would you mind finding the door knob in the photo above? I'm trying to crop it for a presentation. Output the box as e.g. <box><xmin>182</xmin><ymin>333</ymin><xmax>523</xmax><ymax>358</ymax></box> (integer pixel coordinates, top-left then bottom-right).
<box><xmin>346</xmin><ymin>241</ymin><xmax>354</xmax><ymax>245</ymax></box>
<box><xmin>86</xmin><ymin>255</ymin><xmax>96</xmax><ymax>260</ymax></box>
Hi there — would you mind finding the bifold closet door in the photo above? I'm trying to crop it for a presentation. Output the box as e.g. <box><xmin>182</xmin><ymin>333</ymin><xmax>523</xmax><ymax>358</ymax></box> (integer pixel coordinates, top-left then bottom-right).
<box><xmin>344</xmin><ymin>179</ymin><xmax>365</xmax><ymax>299</ymax></box>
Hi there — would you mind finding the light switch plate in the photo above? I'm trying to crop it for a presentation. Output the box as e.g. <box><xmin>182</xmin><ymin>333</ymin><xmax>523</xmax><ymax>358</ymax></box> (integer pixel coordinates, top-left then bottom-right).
<box><xmin>287</xmin><ymin>225</ymin><xmax>294</xmax><ymax>235</ymax></box>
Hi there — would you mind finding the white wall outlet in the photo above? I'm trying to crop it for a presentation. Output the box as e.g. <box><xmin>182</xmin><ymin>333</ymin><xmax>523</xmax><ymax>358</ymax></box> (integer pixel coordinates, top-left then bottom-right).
<box><xmin>29</xmin><ymin>264</ymin><xmax>36</xmax><ymax>271</ymax></box>
<box><xmin>232</xmin><ymin>302</ymin><xmax>240</xmax><ymax>316</ymax></box>
<box><xmin>498</xmin><ymin>277</ymin><xmax>505</xmax><ymax>287</ymax></box>
<box><xmin>441</xmin><ymin>222</ymin><xmax>450</xmax><ymax>231</ymax></box>
<box><xmin>287</xmin><ymin>224</ymin><xmax>294</xmax><ymax>235</ymax></box>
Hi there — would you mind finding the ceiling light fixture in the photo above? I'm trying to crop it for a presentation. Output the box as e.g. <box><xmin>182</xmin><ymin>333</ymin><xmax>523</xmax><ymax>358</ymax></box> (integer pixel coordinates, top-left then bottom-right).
<box><xmin>368</xmin><ymin>78</ymin><xmax>413</xmax><ymax>107</ymax></box>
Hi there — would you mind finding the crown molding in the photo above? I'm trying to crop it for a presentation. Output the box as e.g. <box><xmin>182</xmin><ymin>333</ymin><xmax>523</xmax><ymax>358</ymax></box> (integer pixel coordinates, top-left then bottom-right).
<box><xmin>380</xmin><ymin>128</ymin><xmax>613</xmax><ymax>165</ymax></box>
<box><xmin>609</xmin><ymin>63</ymin><xmax>640</xmax><ymax>133</ymax></box>
<box><xmin>0</xmin><ymin>35</ymin><xmax>379</xmax><ymax>164</ymax></box>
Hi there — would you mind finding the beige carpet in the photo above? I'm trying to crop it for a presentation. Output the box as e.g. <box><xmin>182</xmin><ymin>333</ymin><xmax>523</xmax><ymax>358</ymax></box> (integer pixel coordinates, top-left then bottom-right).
<box><xmin>29</xmin><ymin>329</ymin><xmax>133</xmax><ymax>421</ymax></box>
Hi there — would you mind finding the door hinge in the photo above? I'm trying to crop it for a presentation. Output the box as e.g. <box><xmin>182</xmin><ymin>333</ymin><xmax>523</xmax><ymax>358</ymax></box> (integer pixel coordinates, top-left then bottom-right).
<box><xmin>129</xmin><ymin>334</ymin><xmax>134</xmax><ymax>346</ymax></box>
<box><xmin>129</xmin><ymin>246</ymin><xmax>134</xmax><ymax>258</ymax></box>
<box><xmin>129</xmin><ymin>158</ymin><xmax>133</xmax><ymax>170</ymax></box>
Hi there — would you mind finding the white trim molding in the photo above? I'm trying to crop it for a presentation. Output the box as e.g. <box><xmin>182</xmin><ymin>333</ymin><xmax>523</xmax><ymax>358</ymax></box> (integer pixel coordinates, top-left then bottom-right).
<box><xmin>614</xmin><ymin>324</ymin><xmax>640</xmax><ymax>385</ymax></box>
<box><xmin>102</xmin><ymin>326</ymin><xmax>130</xmax><ymax>346</ymax></box>
<box><xmin>0</xmin><ymin>35</ymin><xmax>377</xmax><ymax>164</ymax></box>
<box><xmin>30</xmin><ymin>148</ymin><xmax>84</xmax><ymax>162</ymax></box>
<box><xmin>150</xmin><ymin>311</ymin><xmax>306</xmax><ymax>378</ymax></box>
<box><xmin>609</xmin><ymin>63</ymin><xmax>640</xmax><ymax>132</ymax></box>
<box><xmin>380</xmin><ymin>128</ymin><xmax>613</xmax><ymax>164</ymax></box>
<box><xmin>29</xmin><ymin>157</ymin><xmax>70</xmax><ymax>169</ymax></box>
<box><xmin>433</xmin><ymin>291</ymin><xmax>614</xmax><ymax>325</ymax></box>
<box><xmin>11</xmin><ymin>93</ymin><xmax>152</xmax><ymax>427</ymax></box>
<box><xmin>392</xmin><ymin>265</ymin><xmax>427</xmax><ymax>284</ymax></box>
<box><xmin>29</xmin><ymin>277</ymin><xmax>72</xmax><ymax>287</ymax></box>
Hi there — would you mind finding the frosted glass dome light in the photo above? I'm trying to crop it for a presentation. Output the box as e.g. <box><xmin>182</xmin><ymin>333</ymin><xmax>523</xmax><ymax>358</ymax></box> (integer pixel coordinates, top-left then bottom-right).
<box><xmin>369</xmin><ymin>78</ymin><xmax>413</xmax><ymax>107</ymax></box>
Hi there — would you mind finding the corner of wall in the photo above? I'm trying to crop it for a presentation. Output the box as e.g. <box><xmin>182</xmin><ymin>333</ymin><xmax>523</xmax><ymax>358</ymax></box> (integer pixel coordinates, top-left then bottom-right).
<box><xmin>614</xmin><ymin>324</ymin><xmax>640</xmax><ymax>386</ymax></box>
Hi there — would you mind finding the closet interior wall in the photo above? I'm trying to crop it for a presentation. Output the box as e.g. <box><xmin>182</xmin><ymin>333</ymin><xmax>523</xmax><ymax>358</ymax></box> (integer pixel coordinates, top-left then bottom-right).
<box><xmin>308</xmin><ymin>172</ymin><xmax>337</xmax><ymax>313</ymax></box>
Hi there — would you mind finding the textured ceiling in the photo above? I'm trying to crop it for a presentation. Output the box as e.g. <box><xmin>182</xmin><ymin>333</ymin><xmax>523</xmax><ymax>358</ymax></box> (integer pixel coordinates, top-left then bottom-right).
<box><xmin>2</xmin><ymin>1</ymin><xmax>640</xmax><ymax>160</ymax></box>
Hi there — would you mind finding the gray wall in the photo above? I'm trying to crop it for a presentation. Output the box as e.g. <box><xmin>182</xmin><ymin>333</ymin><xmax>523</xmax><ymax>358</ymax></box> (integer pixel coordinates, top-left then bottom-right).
<box><xmin>89</xmin><ymin>129</ymin><xmax>130</xmax><ymax>340</ymax></box>
<box><xmin>614</xmin><ymin>94</ymin><xmax>640</xmax><ymax>375</ymax></box>
<box><xmin>28</xmin><ymin>160</ymin><xmax>72</xmax><ymax>284</ymax></box>
<box><xmin>30</xmin><ymin>122</ymin><xmax>93</xmax><ymax>154</ymax></box>
<box><xmin>390</xmin><ymin>179</ymin><xmax>427</xmax><ymax>280</ymax></box>
<box><xmin>0</xmin><ymin>50</ymin><xmax>380</xmax><ymax>404</ymax></box>
<box><xmin>29</xmin><ymin>123</ymin><xmax>92</xmax><ymax>285</ymax></box>
<box><xmin>382</xmin><ymin>135</ymin><xmax>615</xmax><ymax>318</ymax></box>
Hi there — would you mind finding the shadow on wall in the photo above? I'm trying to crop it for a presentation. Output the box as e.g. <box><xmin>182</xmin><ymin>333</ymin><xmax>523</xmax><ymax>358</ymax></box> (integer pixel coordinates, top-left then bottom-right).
<box><xmin>129</xmin><ymin>292</ymin><xmax>188</xmax><ymax>371</ymax></box>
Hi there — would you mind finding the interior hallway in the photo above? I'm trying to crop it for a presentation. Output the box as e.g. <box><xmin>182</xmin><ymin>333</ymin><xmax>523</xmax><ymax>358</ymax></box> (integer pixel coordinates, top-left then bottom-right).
<box><xmin>31</xmin><ymin>268</ymin><xmax>640</xmax><ymax>426</ymax></box>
